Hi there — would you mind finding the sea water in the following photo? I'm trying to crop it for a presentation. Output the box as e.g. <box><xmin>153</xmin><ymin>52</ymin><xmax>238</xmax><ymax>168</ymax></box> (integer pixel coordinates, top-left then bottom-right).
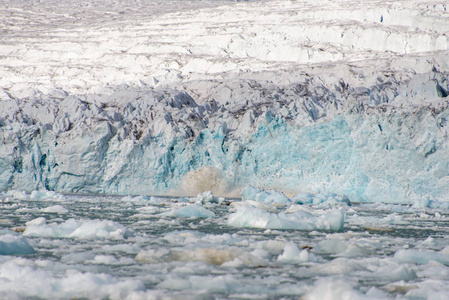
<box><xmin>1</xmin><ymin>191</ymin><xmax>449</xmax><ymax>299</ymax></box>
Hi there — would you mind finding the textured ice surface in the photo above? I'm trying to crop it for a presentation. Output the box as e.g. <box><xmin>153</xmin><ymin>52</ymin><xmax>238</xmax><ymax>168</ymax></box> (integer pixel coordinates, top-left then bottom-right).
<box><xmin>227</xmin><ymin>203</ymin><xmax>345</xmax><ymax>231</ymax></box>
<box><xmin>241</xmin><ymin>186</ymin><xmax>291</xmax><ymax>206</ymax></box>
<box><xmin>0</xmin><ymin>230</ymin><xmax>35</xmax><ymax>255</ymax></box>
<box><xmin>161</xmin><ymin>203</ymin><xmax>215</xmax><ymax>218</ymax></box>
<box><xmin>23</xmin><ymin>217</ymin><xmax>132</xmax><ymax>240</ymax></box>
<box><xmin>0</xmin><ymin>0</ymin><xmax>448</xmax><ymax>205</ymax></box>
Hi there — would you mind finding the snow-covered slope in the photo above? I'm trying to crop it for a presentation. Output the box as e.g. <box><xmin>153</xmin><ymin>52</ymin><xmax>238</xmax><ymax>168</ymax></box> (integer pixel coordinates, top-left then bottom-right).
<box><xmin>1</xmin><ymin>0</ymin><xmax>449</xmax><ymax>203</ymax></box>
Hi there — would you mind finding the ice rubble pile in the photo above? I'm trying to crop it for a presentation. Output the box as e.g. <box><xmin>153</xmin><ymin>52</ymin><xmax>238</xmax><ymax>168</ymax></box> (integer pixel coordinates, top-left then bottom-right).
<box><xmin>0</xmin><ymin>0</ymin><xmax>449</xmax><ymax>204</ymax></box>
<box><xmin>152</xmin><ymin>188</ymin><xmax>347</xmax><ymax>231</ymax></box>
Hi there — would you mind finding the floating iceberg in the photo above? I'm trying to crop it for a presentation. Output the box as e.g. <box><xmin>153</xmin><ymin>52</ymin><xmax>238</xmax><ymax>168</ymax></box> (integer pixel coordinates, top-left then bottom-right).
<box><xmin>304</xmin><ymin>278</ymin><xmax>377</xmax><ymax>300</ymax></box>
<box><xmin>23</xmin><ymin>217</ymin><xmax>132</xmax><ymax>240</ymax></box>
<box><xmin>0</xmin><ymin>231</ymin><xmax>35</xmax><ymax>255</ymax></box>
<box><xmin>394</xmin><ymin>249</ymin><xmax>449</xmax><ymax>266</ymax></box>
<box><xmin>227</xmin><ymin>204</ymin><xmax>345</xmax><ymax>231</ymax></box>
<box><xmin>241</xmin><ymin>186</ymin><xmax>291</xmax><ymax>206</ymax></box>
<box><xmin>277</xmin><ymin>242</ymin><xmax>321</xmax><ymax>263</ymax></box>
<box><xmin>41</xmin><ymin>205</ymin><xmax>68</xmax><ymax>214</ymax></box>
<box><xmin>161</xmin><ymin>204</ymin><xmax>215</xmax><ymax>218</ymax></box>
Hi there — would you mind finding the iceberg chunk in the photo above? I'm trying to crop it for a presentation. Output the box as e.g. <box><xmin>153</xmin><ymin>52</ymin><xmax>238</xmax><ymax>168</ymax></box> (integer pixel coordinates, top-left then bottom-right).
<box><xmin>41</xmin><ymin>205</ymin><xmax>68</xmax><ymax>214</ymax></box>
<box><xmin>394</xmin><ymin>249</ymin><xmax>449</xmax><ymax>266</ymax></box>
<box><xmin>161</xmin><ymin>204</ymin><xmax>215</xmax><ymax>218</ymax></box>
<box><xmin>241</xmin><ymin>186</ymin><xmax>291</xmax><ymax>206</ymax></box>
<box><xmin>190</xmin><ymin>191</ymin><xmax>219</xmax><ymax>205</ymax></box>
<box><xmin>23</xmin><ymin>218</ymin><xmax>132</xmax><ymax>240</ymax></box>
<box><xmin>0</xmin><ymin>231</ymin><xmax>35</xmax><ymax>255</ymax></box>
<box><xmin>227</xmin><ymin>204</ymin><xmax>345</xmax><ymax>232</ymax></box>
<box><xmin>304</xmin><ymin>278</ymin><xmax>373</xmax><ymax>300</ymax></box>
<box><xmin>277</xmin><ymin>242</ymin><xmax>321</xmax><ymax>263</ymax></box>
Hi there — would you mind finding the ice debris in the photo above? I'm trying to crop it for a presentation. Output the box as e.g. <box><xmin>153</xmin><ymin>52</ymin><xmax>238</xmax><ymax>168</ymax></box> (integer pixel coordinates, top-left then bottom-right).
<box><xmin>0</xmin><ymin>230</ymin><xmax>35</xmax><ymax>255</ymax></box>
<box><xmin>241</xmin><ymin>186</ymin><xmax>290</xmax><ymax>206</ymax></box>
<box><xmin>394</xmin><ymin>249</ymin><xmax>449</xmax><ymax>266</ymax></box>
<box><xmin>4</xmin><ymin>190</ymin><xmax>66</xmax><ymax>201</ymax></box>
<box><xmin>160</xmin><ymin>204</ymin><xmax>215</xmax><ymax>218</ymax></box>
<box><xmin>0</xmin><ymin>259</ymin><xmax>143</xmax><ymax>299</ymax></box>
<box><xmin>292</xmin><ymin>193</ymin><xmax>352</xmax><ymax>206</ymax></box>
<box><xmin>277</xmin><ymin>242</ymin><xmax>321</xmax><ymax>263</ymax></box>
<box><xmin>227</xmin><ymin>203</ymin><xmax>345</xmax><ymax>231</ymax></box>
<box><xmin>23</xmin><ymin>217</ymin><xmax>132</xmax><ymax>240</ymax></box>
<box><xmin>136</xmin><ymin>246</ymin><xmax>267</xmax><ymax>267</ymax></box>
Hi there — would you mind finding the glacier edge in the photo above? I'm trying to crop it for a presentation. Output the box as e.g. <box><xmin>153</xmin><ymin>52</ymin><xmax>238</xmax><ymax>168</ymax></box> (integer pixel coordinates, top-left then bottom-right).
<box><xmin>1</xmin><ymin>56</ymin><xmax>449</xmax><ymax>204</ymax></box>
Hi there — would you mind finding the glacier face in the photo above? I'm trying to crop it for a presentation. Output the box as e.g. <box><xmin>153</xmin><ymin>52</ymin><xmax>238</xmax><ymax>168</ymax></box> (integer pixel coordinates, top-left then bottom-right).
<box><xmin>1</xmin><ymin>0</ymin><xmax>449</xmax><ymax>203</ymax></box>
<box><xmin>1</xmin><ymin>61</ymin><xmax>449</xmax><ymax>204</ymax></box>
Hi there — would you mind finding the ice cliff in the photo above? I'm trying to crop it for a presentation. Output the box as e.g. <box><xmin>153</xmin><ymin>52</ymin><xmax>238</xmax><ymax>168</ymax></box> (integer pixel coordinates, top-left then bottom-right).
<box><xmin>1</xmin><ymin>0</ymin><xmax>449</xmax><ymax>204</ymax></box>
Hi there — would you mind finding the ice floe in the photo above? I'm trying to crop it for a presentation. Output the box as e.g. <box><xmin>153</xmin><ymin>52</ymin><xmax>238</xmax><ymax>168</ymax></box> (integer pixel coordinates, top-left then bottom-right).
<box><xmin>0</xmin><ymin>231</ymin><xmax>35</xmax><ymax>255</ymax></box>
<box><xmin>227</xmin><ymin>203</ymin><xmax>345</xmax><ymax>231</ymax></box>
<box><xmin>23</xmin><ymin>217</ymin><xmax>132</xmax><ymax>240</ymax></box>
<box><xmin>161</xmin><ymin>204</ymin><xmax>215</xmax><ymax>218</ymax></box>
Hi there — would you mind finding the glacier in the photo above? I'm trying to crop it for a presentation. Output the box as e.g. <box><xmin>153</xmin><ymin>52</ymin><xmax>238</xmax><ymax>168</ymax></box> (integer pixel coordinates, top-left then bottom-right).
<box><xmin>1</xmin><ymin>0</ymin><xmax>449</xmax><ymax>204</ymax></box>
<box><xmin>1</xmin><ymin>56</ymin><xmax>449</xmax><ymax>204</ymax></box>
<box><xmin>3</xmin><ymin>0</ymin><xmax>449</xmax><ymax>299</ymax></box>
<box><xmin>1</xmin><ymin>0</ymin><xmax>449</xmax><ymax>205</ymax></box>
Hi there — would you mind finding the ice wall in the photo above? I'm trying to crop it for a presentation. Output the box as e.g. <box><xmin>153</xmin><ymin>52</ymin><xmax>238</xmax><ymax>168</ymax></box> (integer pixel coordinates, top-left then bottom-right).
<box><xmin>1</xmin><ymin>55</ymin><xmax>449</xmax><ymax>203</ymax></box>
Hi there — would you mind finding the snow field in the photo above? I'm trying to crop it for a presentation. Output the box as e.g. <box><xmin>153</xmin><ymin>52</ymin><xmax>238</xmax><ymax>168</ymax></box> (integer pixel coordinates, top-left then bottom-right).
<box><xmin>0</xmin><ymin>0</ymin><xmax>448</xmax><ymax>93</ymax></box>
